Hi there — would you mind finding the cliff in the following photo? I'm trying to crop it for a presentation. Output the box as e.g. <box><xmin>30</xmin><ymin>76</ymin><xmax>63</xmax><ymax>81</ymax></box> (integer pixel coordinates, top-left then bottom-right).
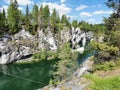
<box><xmin>0</xmin><ymin>27</ymin><xmax>93</xmax><ymax>64</ymax></box>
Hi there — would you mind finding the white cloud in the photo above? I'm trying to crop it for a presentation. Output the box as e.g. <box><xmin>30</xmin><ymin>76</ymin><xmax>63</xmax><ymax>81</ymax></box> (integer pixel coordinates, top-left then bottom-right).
<box><xmin>1</xmin><ymin>6</ymin><xmax>8</xmax><ymax>13</ymax></box>
<box><xmin>41</xmin><ymin>2</ymin><xmax>71</xmax><ymax>17</ymax></box>
<box><xmin>91</xmin><ymin>4</ymin><xmax>103</xmax><ymax>8</ymax></box>
<box><xmin>79</xmin><ymin>12</ymin><xmax>92</xmax><ymax>17</ymax></box>
<box><xmin>18</xmin><ymin>7</ymin><xmax>23</xmax><ymax>11</ymax></box>
<box><xmin>69</xmin><ymin>15</ymin><xmax>77</xmax><ymax>19</ymax></box>
<box><xmin>0</xmin><ymin>6</ymin><xmax>23</xmax><ymax>13</ymax></box>
<box><xmin>79</xmin><ymin>10</ymin><xmax>113</xmax><ymax>17</ymax></box>
<box><xmin>61</xmin><ymin>0</ymin><xmax>66</xmax><ymax>3</ymax></box>
<box><xmin>0</xmin><ymin>7</ymin><xmax>3</xmax><ymax>13</ymax></box>
<box><xmin>75</xmin><ymin>5</ymin><xmax>88</xmax><ymax>10</ymax></box>
<box><xmin>4</xmin><ymin>0</ymin><xmax>34</xmax><ymax>5</ymax></box>
<box><xmin>93</xmin><ymin>10</ymin><xmax>113</xmax><ymax>15</ymax></box>
<box><xmin>87</xmin><ymin>19</ymin><xmax>101</xmax><ymax>24</ymax></box>
<box><xmin>87</xmin><ymin>19</ymin><xmax>95</xmax><ymax>22</ymax></box>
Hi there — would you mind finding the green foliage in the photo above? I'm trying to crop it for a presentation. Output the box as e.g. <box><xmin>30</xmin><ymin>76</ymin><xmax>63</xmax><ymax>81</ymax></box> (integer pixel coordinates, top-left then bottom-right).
<box><xmin>7</xmin><ymin>0</ymin><xmax>21</xmax><ymax>34</ymax></box>
<box><xmin>108</xmin><ymin>31</ymin><xmax>120</xmax><ymax>49</ymax></box>
<box><xmin>72</xmin><ymin>20</ymin><xmax>78</xmax><ymax>28</ymax></box>
<box><xmin>94</xmin><ymin>61</ymin><xmax>116</xmax><ymax>71</ymax></box>
<box><xmin>84</xmin><ymin>74</ymin><xmax>120</xmax><ymax>90</ymax></box>
<box><xmin>53</xmin><ymin>43</ymin><xmax>78</xmax><ymax>82</ymax></box>
<box><xmin>50</xmin><ymin>8</ymin><xmax>57</xmax><ymax>28</ymax></box>
<box><xmin>61</xmin><ymin>15</ymin><xmax>70</xmax><ymax>26</ymax></box>
<box><xmin>0</xmin><ymin>9</ymin><xmax>8</xmax><ymax>35</ymax></box>
<box><xmin>90</xmin><ymin>41</ymin><xmax>119</xmax><ymax>64</ymax></box>
<box><xmin>43</xmin><ymin>5</ymin><xmax>50</xmax><ymax>26</ymax></box>
<box><xmin>33</xmin><ymin>51</ymin><xmax>58</xmax><ymax>61</ymax></box>
<box><xmin>79</xmin><ymin>21</ymin><xmax>92</xmax><ymax>31</ymax></box>
<box><xmin>50</xmin><ymin>8</ymin><xmax>61</xmax><ymax>33</ymax></box>
<box><xmin>49</xmin><ymin>78</ymin><xmax>53</xmax><ymax>85</ymax></box>
<box><xmin>106</xmin><ymin>0</ymin><xmax>120</xmax><ymax>17</ymax></box>
<box><xmin>79</xmin><ymin>21</ymin><xmax>106</xmax><ymax>36</ymax></box>
<box><xmin>32</xmin><ymin>4</ymin><xmax>38</xmax><ymax>25</ymax></box>
<box><xmin>25</xmin><ymin>5</ymin><xmax>30</xmax><ymax>31</ymax></box>
<box><xmin>38</xmin><ymin>4</ymin><xmax>44</xmax><ymax>27</ymax></box>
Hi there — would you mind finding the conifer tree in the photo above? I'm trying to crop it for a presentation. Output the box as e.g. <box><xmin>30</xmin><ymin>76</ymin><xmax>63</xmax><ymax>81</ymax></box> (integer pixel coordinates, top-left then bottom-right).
<box><xmin>32</xmin><ymin>4</ymin><xmax>38</xmax><ymax>25</ymax></box>
<box><xmin>38</xmin><ymin>4</ymin><xmax>44</xmax><ymax>27</ymax></box>
<box><xmin>72</xmin><ymin>20</ymin><xmax>78</xmax><ymax>28</ymax></box>
<box><xmin>7</xmin><ymin>0</ymin><xmax>20</xmax><ymax>34</ymax></box>
<box><xmin>43</xmin><ymin>5</ymin><xmax>50</xmax><ymax>26</ymax></box>
<box><xmin>25</xmin><ymin>5</ymin><xmax>30</xmax><ymax>30</ymax></box>
<box><xmin>51</xmin><ymin>8</ymin><xmax>57</xmax><ymax>29</ymax></box>
<box><xmin>61</xmin><ymin>15</ymin><xmax>69</xmax><ymax>26</ymax></box>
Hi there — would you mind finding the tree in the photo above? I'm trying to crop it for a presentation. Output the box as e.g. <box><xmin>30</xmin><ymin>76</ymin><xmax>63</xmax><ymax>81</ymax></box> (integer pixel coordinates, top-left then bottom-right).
<box><xmin>0</xmin><ymin>9</ymin><xmax>6</xmax><ymax>29</ymax></box>
<box><xmin>7</xmin><ymin>0</ymin><xmax>20</xmax><ymax>34</ymax></box>
<box><xmin>25</xmin><ymin>5</ymin><xmax>30</xmax><ymax>30</ymax></box>
<box><xmin>61</xmin><ymin>15</ymin><xmax>69</xmax><ymax>26</ymax></box>
<box><xmin>92</xmin><ymin>0</ymin><xmax>120</xmax><ymax>66</ymax></box>
<box><xmin>32</xmin><ymin>4</ymin><xmax>38</xmax><ymax>25</ymax></box>
<box><xmin>53</xmin><ymin>43</ymin><xmax>77</xmax><ymax>82</ymax></box>
<box><xmin>50</xmin><ymin>9</ymin><xmax>57</xmax><ymax>29</ymax></box>
<box><xmin>38</xmin><ymin>4</ymin><xmax>44</xmax><ymax>27</ymax></box>
<box><xmin>107</xmin><ymin>0</ymin><xmax>120</xmax><ymax>17</ymax></box>
<box><xmin>72</xmin><ymin>20</ymin><xmax>78</xmax><ymax>28</ymax></box>
<box><xmin>43</xmin><ymin>5</ymin><xmax>50</xmax><ymax>26</ymax></box>
<box><xmin>104</xmin><ymin>0</ymin><xmax>120</xmax><ymax>49</ymax></box>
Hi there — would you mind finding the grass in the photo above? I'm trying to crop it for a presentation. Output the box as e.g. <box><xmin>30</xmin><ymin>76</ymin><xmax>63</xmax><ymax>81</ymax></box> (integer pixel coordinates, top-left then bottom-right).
<box><xmin>84</xmin><ymin>74</ymin><xmax>120</xmax><ymax>90</ymax></box>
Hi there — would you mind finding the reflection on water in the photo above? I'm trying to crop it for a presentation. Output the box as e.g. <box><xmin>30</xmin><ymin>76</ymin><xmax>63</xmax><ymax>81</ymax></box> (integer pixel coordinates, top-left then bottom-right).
<box><xmin>0</xmin><ymin>59</ymin><xmax>59</xmax><ymax>90</ymax></box>
<box><xmin>0</xmin><ymin>51</ymin><xmax>92</xmax><ymax>90</ymax></box>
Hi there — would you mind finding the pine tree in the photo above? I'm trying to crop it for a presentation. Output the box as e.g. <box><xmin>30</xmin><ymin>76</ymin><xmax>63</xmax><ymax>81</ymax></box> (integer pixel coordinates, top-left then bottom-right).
<box><xmin>61</xmin><ymin>15</ymin><xmax>69</xmax><ymax>26</ymax></box>
<box><xmin>7</xmin><ymin>0</ymin><xmax>20</xmax><ymax>34</ymax></box>
<box><xmin>38</xmin><ymin>4</ymin><xmax>44</xmax><ymax>27</ymax></box>
<box><xmin>51</xmin><ymin>8</ymin><xmax>57</xmax><ymax>29</ymax></box>
<box><xmin>107</xmin><ymin>0</ymin><xmax>120</xmax><ymax>17</ymax></box>
<box><xmin>0</xmin><ymin>9</ymin><xmax>6</xmax><ymax>28</ymax></box>
<box><xmin>0</xmin><ymin>10</ymin><xmax>4</xmax><ymax>35</ymax></box>
<box><xmin>25</xmin><ymin>5</ymin><xmax>30</xmax><ymax>30</ymax></box>
<box><xmin>72</xmin><ymin>20</ymin><xmax>78</xmax><ymax>28</ymax></box>
<box><xmin>32</xmin><ymin>4</ymin><xmax>38</xmax><ymax>25</ymax></box>
<box><xmin>43</xmin><ymin>5</ymin><xmax>50</xmax><ymax>26</ymax></box>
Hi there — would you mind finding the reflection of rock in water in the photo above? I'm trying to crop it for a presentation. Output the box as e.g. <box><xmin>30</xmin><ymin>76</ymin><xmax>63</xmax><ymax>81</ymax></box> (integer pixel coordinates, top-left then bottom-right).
<box><xmin>73</xmin><ymin>56</ymin><xmax>93</xmax><ymax>78</ymax></box>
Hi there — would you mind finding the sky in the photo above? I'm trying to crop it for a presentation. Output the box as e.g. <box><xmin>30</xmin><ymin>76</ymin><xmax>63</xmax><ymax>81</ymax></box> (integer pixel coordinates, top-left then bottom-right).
<box><xmin>0</xmin><ymin>0</ymin><xmax>113</xmax><ymax>24</ymax></box>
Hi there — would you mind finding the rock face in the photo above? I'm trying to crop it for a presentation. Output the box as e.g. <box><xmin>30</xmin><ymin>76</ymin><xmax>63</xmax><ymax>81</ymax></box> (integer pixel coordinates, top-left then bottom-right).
<box><xmin>0</xmin><ymin>42</ymin><xmax>33</xmax><ymax>64</ymax></box>
<box><xmin>70</xmin><ymin>27</ymin><xmax>93</xmax><ymax>53</ymax></box>
<box><xmin>0</xmin><ymin>29</ymin><xmax>34</xmax><ymax>64</ymax></box>
<box><xmin>0</xmin><ymin>27</ymin><xmax>93</xmax><ymax>64</ymax></box>
<box><xmin>38</xmin><ymin>28</ymin><xmax>57</xmax><ymax>51</ymax></box>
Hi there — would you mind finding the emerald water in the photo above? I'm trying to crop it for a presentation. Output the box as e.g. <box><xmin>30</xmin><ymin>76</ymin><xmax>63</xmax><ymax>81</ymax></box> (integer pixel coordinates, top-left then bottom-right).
<box><xmin>0</xmin><ymin>50</ymin><xmax>92</xmax><ymax>90</ymax></box>
<box><xmin>0</xmin><ymin>59</ymin><xmax>59</xmax><ymax>90</ymax></box>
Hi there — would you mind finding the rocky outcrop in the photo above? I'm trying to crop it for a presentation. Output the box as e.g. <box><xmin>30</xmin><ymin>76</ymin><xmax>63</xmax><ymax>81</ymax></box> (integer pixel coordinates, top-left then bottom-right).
<box><xmin>38</xmin><ymin>28</ymin><xmax>57</xmax><ymax>51</ymax></box>
<box><xmin>0</xmin><ymin>29</ymin><xmax>35</xmax><ymax>64</ymax></box>
<box><xmin>60</xmin><ymin>27</ymin><xmax>71</xmax><ymax>45</ymax></box>
<box><xmin>0</xmin><ymin>41</ymin><xmax>33</xmax><ymax>64</ymax></box>
<box><xmin>70</xmin><ymin>27</ymin><xmax>94</xmax><ymax>53</ymax></box>
<box><xmin>0</xmin><ymin>27</ymin><xmax>94</xmax><ymax>64</ymax></box>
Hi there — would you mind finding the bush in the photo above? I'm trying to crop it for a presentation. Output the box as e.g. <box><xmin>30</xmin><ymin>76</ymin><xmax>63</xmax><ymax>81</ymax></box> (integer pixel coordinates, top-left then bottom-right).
<box><xmin>94</xmin><ymin>61</ymin><xmax>116</xmax><ymax>71</ymax></box>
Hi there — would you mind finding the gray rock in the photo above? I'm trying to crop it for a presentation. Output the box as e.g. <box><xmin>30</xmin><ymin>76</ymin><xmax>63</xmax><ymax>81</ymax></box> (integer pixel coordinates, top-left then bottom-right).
<box><xmin>70</xmin><ymin>27</ymin><xmax>94</xmax><ymax>53</ymax></box>
<box><xmin>0</xmin><ymin>41</ymin><xmax>33</xmax><ymax>64</ymax></box>
<box><xmin>0</xmin><ymin>27</ymin><xmax>94</xmax><ymax>64</ymax></box>
<box><xmin>38</xmin><ymin>27</ymin><xmax>57</xmax><ymax>51</ymax></box>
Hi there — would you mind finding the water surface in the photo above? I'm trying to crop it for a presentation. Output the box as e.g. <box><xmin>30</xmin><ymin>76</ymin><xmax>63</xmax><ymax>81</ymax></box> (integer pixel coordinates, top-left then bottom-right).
<box><xmin>0</xmin><ymin>59</ymin><xmax>59</xmax><ymax>90</ymax></box>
